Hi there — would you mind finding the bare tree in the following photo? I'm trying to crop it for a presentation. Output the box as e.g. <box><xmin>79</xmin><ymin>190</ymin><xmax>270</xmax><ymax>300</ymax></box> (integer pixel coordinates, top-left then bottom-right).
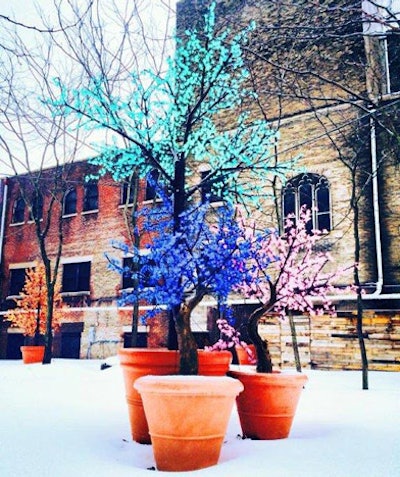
<box><xmin>0</xmin><ymin>17</ymin><xmax>89</xmax><ymax>363</ymax></box>
<box><xmin>202</xmin><ymin>0</ymin><xmax>400</xmax><ymax>389</ymax></box>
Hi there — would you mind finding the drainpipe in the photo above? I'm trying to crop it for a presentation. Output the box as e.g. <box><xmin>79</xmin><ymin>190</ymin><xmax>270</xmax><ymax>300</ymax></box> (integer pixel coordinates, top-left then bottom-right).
<box><xmin>0</xmin><ymin>178</ymin><xmax>8</xmax><ymax>266</ymax></box>
<box><xmin>315</xmin><ymin>109</ymin><xmax>400</xmax><ymax>303</ymax></box>
<box><xmin>365</xmin><ymin>110</ymin><xmax>383</xmax><ymax>297</ymax></box>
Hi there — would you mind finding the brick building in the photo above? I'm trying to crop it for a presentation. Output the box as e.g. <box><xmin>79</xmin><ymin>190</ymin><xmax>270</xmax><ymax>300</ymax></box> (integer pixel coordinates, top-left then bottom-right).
<box><xmin>0</xmin><ymin>0</ymin><xmax>399</xmax><ymax>369</ymax></box>
<box><xmin>0</xmin><ymin>163</ymin><xmax>169</xmax><ymax>359</ymax></box>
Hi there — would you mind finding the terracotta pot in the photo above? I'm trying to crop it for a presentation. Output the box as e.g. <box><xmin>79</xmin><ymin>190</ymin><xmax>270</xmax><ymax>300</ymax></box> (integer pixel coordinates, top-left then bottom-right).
<box><xmin>134</xmin><ymin>375</ymin><xmax>243</xmax><ymax>471</ymax></box>
<box><xmin>20</xmin><ymin>345</ymin><xmax>45</xmax><ymax>364</ymax></box>
<box><xmin>118</xmin><ymin>348</ymin><xmax>232</xmax><ymax>444</ymax></box>
<box><xmin>229</xmin><ymin>365</ymin><xmax>308</xmax><ymax>439</ymax></box>
<box><xmin>235</xmin><ymin>344</ymin><xmax>256</xmax><ymax>364</ymax></box>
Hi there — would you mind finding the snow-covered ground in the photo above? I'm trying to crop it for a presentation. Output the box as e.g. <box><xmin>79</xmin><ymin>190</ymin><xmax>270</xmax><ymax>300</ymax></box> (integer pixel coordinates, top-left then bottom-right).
<box><xmin>0</xmin><ymin>358</ymin><xmax>398</xmax><ymax>477</ymax></box>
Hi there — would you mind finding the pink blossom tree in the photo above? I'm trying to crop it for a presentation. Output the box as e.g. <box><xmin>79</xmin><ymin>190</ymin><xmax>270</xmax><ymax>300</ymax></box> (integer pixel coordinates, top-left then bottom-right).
<box><xmin>235</xmin><ymin>208</ymin><xmax>351</xmax><ymax>373</ymax></box>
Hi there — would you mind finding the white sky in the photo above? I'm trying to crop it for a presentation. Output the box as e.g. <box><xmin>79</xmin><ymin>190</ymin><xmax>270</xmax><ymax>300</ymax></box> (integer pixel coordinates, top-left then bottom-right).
<box><xmin>0</xmin><ymin>1</ymin><xmax>177</xmax><ymax>177</ymax></box>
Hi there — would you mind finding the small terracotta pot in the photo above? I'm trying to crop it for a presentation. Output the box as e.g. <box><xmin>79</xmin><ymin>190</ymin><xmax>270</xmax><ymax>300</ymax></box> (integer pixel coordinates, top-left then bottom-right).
<box><xmin>229</xmin><ymin>366</ymin><xmax>308</xmax><ymax>439</ymax></box>
<box><xmin>20</xmin><ymin>345</ymin><xmax>45</xmax><ymax>364</ymax></box>
<box><xmin>118</xmin><ymin>348</ymin><xmax>232</xmax><ymax>444</ymax></box>
<box><xmin>134</xmin><ymin>375</ymin><xmax>243</xmax><ymax>471</ymax></box>
<box><xmin>235</xmin><ymin>344</ymin><xmax>256</xmax><ymax>364</ymax></box>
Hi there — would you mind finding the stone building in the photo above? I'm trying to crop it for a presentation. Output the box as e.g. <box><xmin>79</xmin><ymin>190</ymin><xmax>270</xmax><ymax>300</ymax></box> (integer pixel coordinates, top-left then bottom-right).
<box><xmin>0</xmin><ymin>0</ymin><xmax>399</xmax><ymax>369</ymax></box>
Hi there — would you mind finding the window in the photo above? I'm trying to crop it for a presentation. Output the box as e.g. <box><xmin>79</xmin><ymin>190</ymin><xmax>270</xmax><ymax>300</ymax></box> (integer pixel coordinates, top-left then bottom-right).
<box><xmin>145</xmin><ymin>169</ymin><xmax>160</xmax><ymax>201</ymax></box>
<box><xmin>122</xmin><ymin>257</ymin><xmax>135</xmax><ymax>289</ymax></box>
<box><xmin>121</xmin><ymin>182</ymin><xmax>135</xmax><ymax>205</ymax></box>
<box><xmin>63</xmin><ymin>188</ymin><xmax>77</xmax><ymax>215</ymax></box>
<box><xmin>282</xmin><ymin>173</ymin><xmax>331</xmax><ymax>233</ymax></box>
<box><xmin>9</xmin><ymin>268</ymin><xmax>26</xmax><ymax>296</ymax></box>
<box><xmin>200</xmin><ymin>170</ymin><xmax>222</xmax><ymax>204</ymax></box>
<box><xmin>12</xmin><ymin>197</ymin><xmax>25</xmax><ymax>224</ymax></box>
<box><xmin>383</xmin><ymin>34</ymin><xmax>400</xmax><ymax>94</ymax></box>
<box><xmin>122</xmin><ymin>255</ymin><xmax>154</xmax><ymax>289</ymax></box>
<box><xmin>62</xmin><ymin>262</ymin><xmax>91</xmax><ymax>293</ymax></box>
<box><xmin>83</xmin><ymin>181</ymin><xmax>98</xmax><ymax>212</ymax></box>
<box><xmin>30</xmin><ymin>193</ymin><xmax>43</xmax><ymax>221</ymax></box>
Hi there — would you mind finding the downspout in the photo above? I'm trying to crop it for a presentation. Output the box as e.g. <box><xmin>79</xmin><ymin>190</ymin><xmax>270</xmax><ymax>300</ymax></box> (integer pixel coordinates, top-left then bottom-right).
<box><xmin>0</xmin><ymin>178</ymin><xmax>8</xmax><ymax>266</ymax></box>
<box><xmin>366</xmin><ymin>110</ymin><xmax>383</xmax><ymax>297</ymax></box>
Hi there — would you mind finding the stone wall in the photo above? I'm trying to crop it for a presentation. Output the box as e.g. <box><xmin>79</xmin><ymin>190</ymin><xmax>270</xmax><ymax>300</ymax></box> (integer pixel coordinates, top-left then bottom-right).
<box><xmin>258</xmin><ymin>311</ymin><xmax>400</xmax><ymax>371</ymax></box>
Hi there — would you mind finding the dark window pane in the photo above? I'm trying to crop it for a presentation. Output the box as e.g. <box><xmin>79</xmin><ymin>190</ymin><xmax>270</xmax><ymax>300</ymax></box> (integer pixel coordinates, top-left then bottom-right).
<box><xmin>30</xmin><ymin>194</ymin><xmax>43</xmax><ymax>221</ymax></box>
<box><xmin>316</xmin><ymin>185</ymin><xmax>330</xmax><ymax>213</ymax></box>
<box><xmin>200</xmin><ymin>170</ymin><xmax>221</xmax><ymax>203</ymax></box>
<box><xmin>122</xmin><ymin>257</ymin><xmax>134</xmax><ymax>289</ymax></box>
<box><xmin>62</xmin><ymin>262</ymin><xmax>91</xmax><ymax>292</ymax></box>
<box><xmin>145</xmin><ymin>170</ymin><xmax>159</xmax><ymax>201</ymax></box>
<box><xmin>9</xmin><ymin>268</ymin><xmax>26</xmax><ymax>296</ymax></box>
<box><xmin>317</xmin><ymin>212</ymin><xmax>331</xmax><ymax>232</ymax></box>
<box><xmin>299</xmin><ymin>182</ymin><xmax>312</xmax><ymax>209</ymax></box>
<box><xmin>64</xmin><ymin>189</ymin><xmax>77</xmax><ymax>215</ymax></box>
<box><xmin>12</xmin><ymin>197</ymin><xmax>25</xmax><ymax>223</ymax></box>
<box><xmin>121</xmin><ymin>182</ymin><xmax>135</xmax><ymax>205</ymax></box>
<box><xmin>83</xmin><ymin>182</ymin><xmax>98</xmax><ymax>211</ymax></box>
<box><xmin>387</xmin><ymin>34</ymin><xmax>400</xmax><ymax>93</ymax></box>
<box><xmin>283</xmin><ymin>189</ymin><xmax>296</xmax><ymax>217</ymax></box>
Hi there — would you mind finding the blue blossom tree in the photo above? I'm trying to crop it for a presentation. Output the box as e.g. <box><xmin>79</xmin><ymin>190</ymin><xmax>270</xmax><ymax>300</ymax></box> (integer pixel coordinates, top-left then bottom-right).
<box><xmin>53</xmin><ymin>2</ymin><xmax>293</xmax><ymax>373</ymax></box>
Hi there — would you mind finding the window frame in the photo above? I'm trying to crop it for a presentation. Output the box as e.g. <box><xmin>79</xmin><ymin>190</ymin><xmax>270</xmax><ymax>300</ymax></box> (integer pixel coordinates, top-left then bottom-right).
<box><xmin>200</xmin><ymin>170</ymin><xmax>222</xmax><ymax>204</ymax></box>
<box><xmin>144</xmin><ymin>169</ymin><xmax>160</xmax><ymax>202</ymax></box>
<box><xmin>11</xmin><ymin>196</ymin><xmax>25</xmax><ymax>224</ymax></box>
<box><xmin>8</xmin><ymin>268</ymin><xmax>27</xmax><ymax>297</ymax></box>
<box><xmin>29</xmin><ymin>192</ymin><xmax>43</xmax><ymax>222</ymax></box>
<box><xmin>62</xmin><ymin>261</ymin><xmax>91</xmax><ymax>294</ymax></box>
<box><xmin>83</xmin><ymin>181</ymin><xmax>99</xmax><ymax>213</ymax></box>
<box><xmin>63</xmin><ymin>188</ymin><xmax>77</xmax><ymax>216</ymax></box>
<box><xmin>282</xmin><ymin>173</ymin><xmax>331</xmax><ymax>233</ymax></box>
<box><xmin>381</xmin><ymin>33</ymin><xmax>400</xmax><ymax>95</ymax></box>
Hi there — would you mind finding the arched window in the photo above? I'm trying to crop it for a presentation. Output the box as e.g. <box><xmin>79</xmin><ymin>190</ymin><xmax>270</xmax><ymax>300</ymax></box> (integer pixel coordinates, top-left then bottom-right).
<box><xmin>282</xmin><ymin>173</ymin><xmax>331</xmax><ymax>233</ymax></box>
<box><xmin>83</xmin><ymin>181</ymin><xmax>98</xmax><ymax>212</ymax></box>
<box><xmin>63</xmin><ymin>188</ymin><xmax>77</xmax><ymax>215</ymax></box>
<box><xmin>30</xmin><ymin>193</ymin><xmax>43</xmax><ymax>221</ymax></box>
<box><xmin>145</xmin><ymin>169</ymin><xmax>160</xmax><ymax>201</ymax></box>
<box><xmin>12</xmin><ymin>196</ymin><xmax>25</xmax><ymax>224</ymax></box>
<box><xmin>121</xmin><ymin>181</ymin><xmax>135</xmax><ymax>205</ymax></box>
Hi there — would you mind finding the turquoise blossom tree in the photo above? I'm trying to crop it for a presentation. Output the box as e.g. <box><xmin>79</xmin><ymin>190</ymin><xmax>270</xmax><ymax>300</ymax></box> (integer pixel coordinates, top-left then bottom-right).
<box><xmin>53</xmin><ymin>2</ymin><xmax>293</xmax><ymax>374</ymax></box>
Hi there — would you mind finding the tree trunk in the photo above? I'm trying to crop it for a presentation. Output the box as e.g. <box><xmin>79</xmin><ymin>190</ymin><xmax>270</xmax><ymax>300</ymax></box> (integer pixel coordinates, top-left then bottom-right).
<box><xmin>173</xmin><ymin>304</ymin><xmax>198</xmax><ymax>375</ymax></box>
<box><xmin>352</xmin><ymin>182</ymin><xmax>368</xmax><ymax>389</ymax></box>
<box><xmin>247</xmin><ymin>306</ymin><xmax>273</xmax><ymax>373</ymax></box>
<box><xmin>357</xmin><ymin>290</ymin><xmax>369</xmax><ymax>390</ymax></box>
<box><xmin>43</xmin><ymin>281</ymin><xmax>54</xmax><ymax>364</ymax></box>
<box><xmin>289</xmin><ymin>312</ymin><xmax>302</xmax><ymax>372</ymax></box>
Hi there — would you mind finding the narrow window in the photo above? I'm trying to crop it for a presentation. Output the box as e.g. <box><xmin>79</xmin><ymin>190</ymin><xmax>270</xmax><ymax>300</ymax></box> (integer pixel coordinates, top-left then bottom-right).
<box><xmin>9</xmin><ymin>268</ymin><xmax>27</xmax><ymax>296</ymax></box>
<box><xmin>63</xmin><ymin>188</ymin><xmax>77</xmax><ymax>215</ymax></box>
<box><xmin>145</xmin><ymin>170</ymin><xmax>160</xmax><ymax>201</ymax></box>
<box><xmin>83</xmin><ymin>181</ymin><xmax>98</xmax><ymax>212</ymax></box>
<box><xmin>386</xmin><ymin>34</ymin><xmax>400</xmax><ymax>93</ymax></box>
<box><xmin>122</xmin><ymin>257</ymin><xmax>134</xmax><ymax>289</ymax></box>
<box><xmin>12</xmin><ymin>197</ymin><xmax>25</xmax><ymax>224</ymax></box>
<box><xmin>200</xmin><ymin>170</ymin><xmax>222</xmax><ymax>204</ymax></box>
<box><xmin>30</xmin><ymin>193</ymin><xmax>43</xmax><ymax>221</ymax></box>
<box><xmin>62</xmin><ymin>262</ymin><xmax>91</xmax><ymax>293</ymax></box>
<box><xmin>121</xmin><ymin>182</ymin><xmax>135</xmax><ymax>205</ymax></box>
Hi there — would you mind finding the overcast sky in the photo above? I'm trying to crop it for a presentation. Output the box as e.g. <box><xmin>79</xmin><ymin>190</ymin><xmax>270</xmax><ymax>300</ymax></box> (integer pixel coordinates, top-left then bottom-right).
<box><xmin>0</xmin><ymin>1</ymin><xmax>177</xmax><ymax>176</ymax></box>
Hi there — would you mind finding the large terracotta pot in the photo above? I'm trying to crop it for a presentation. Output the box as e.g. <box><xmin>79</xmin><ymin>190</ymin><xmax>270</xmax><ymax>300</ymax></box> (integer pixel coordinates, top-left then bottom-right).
<box><xmin>134</xmin><ymin>375</ymin><xmax>243</xmax><ymax>471</ymax></box>
<box><xmin>118</xmin><ymin>348</ymin><xmax>232</xmax><ymax>444</ymax></box>
<box><xmin>20</xmin><ymin>345</ymin><xmax>45</xmax><ymax>364</ymax></box>
<box><xmin>229</xmin><ymin>365</ymin><xmax>308</xmax><ymax>439</ymax></box>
